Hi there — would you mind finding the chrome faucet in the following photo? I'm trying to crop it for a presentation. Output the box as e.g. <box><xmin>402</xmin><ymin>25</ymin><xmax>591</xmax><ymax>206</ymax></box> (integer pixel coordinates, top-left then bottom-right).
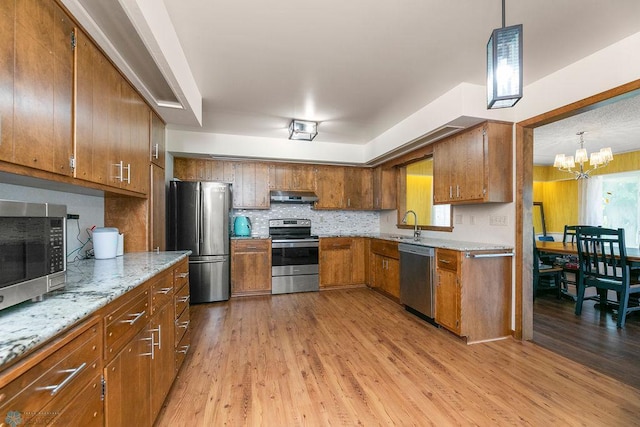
<box><xmin>401</xmin><ymin>210</ymin><xmax>421</xmax><ymax>240</ymax></box>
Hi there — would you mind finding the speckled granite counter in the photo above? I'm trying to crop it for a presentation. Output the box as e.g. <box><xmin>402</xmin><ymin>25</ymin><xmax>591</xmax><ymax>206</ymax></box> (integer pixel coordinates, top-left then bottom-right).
<box><xmin>0</xmin><ymin>251</ymin><xmax>190</xmax><ymax>370</ymax></box>
<box><xmin>319</xmin><ymin>233</ymin><xmax>513</xmax><ymax>252</ymax></box>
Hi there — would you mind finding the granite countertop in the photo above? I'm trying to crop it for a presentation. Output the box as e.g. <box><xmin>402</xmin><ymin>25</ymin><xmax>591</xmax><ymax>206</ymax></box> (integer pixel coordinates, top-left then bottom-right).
<box><xmin>230</xmin><ymin>235</ymin><xmax>270</xmax><ymax>240</ymax></box>
<box><xmin>0</xmin><ymin>251</ymin><xmax>190</xmax><ymax>370</ymax></box>
<box><xmin>320</xmin><ymin>233</ymin><xmax>513</xmax><ymax>252</ymax></box>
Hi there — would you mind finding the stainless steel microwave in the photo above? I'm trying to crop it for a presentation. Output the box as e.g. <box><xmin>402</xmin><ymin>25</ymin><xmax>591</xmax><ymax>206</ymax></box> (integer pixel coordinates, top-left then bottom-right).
<box><xmin>0</xmin><ymin>200</ymin><xmax>67</xmax><ymax>311</ymax></box>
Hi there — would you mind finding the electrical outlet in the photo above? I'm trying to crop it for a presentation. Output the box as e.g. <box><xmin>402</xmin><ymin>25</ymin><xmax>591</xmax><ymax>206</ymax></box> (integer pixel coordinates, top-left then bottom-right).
<box><xmin>455</xmin><ymin>214</ymin><xmax>463</xmax><ymax>224</ymax></box>
<box><xmin>489</xmin><ymin>215</ymin><xmax>507</xmax><ymax>226</ymax></box>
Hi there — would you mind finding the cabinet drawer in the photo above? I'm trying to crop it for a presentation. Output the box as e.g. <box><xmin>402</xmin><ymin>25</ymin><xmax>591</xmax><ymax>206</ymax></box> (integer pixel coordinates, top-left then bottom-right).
<box><xmin>174</xmin><ymin>260</ymin><xmax>189</xmax><ymax>290</ymax></box>
<box><xmin>174</xmin><ymin>281</ymin><xmax>190</xmax><ymax>320</ymax></box>
<box><xmin>232</xmin><ymin>239</ymin><xmax>270</xmax><ymax>253</ymax></box>
<box><xmin>151</xmin><ymin>272</ymin><xmax>174</xmax><ymax>314</ymax></box>
<box><xmin>175</xmin><ymin>328</ymin><xmax>191</xmax><ymax>373</ymax></box>
<box><xmin>175</xmin><ymin>306</ymin><xmax>190</xmax><ymax>347</ymax></box>
<box><xmin>104</xmin><ymin>289</ymin><xmax>150</xmax><ymax>361</ymax></box>
<box><xmin>0</xmin><ymin>319</ymin><xmax>102</xmax><ymax>424</ymax></box>
<box><xmin>436</xmin><ymin>249</ymin><xmax>459</xmax><ymax>272</ymax></box>
<box><xmin>371</xmin><ymin>239</ymin><xmax>399</xmax><ymax>259</ymax></box>
<box><xmin>320</xmin><ymin>237</ymin><xmax>352</xmax><ymax>250</ymax></box>
<box><xmin>45</xmin><ymin>374</ymin><xmax>104</xmax><ymax>427</ymax></box>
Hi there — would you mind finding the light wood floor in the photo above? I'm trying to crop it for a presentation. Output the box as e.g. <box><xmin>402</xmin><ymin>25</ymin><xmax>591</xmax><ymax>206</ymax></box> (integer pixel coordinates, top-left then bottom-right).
<box><xmin>156</xmin><ymin>288</ymin><xmax>640</xmax><ymax>426</ymax></box>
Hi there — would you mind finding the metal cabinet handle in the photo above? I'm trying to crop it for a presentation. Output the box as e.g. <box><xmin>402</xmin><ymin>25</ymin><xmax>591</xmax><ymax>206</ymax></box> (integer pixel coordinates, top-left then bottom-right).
<box><xmin>149</xmin><ymin>324</ymin><xmax>162</xmax><ymax>350</ymax></box>
<box><xmin>121</xmin><ymin>310</ymin><xmax>146</xmax><ymax>325</ymax></box>
<box><xmin>114</xmin><ymin>161</ymin><xmax>124</xmax><ymax>182</ymax></box>
<box><xmin>37</xmin><ymin>362</ymin><xmax>87</xmax><ymax>396</ymax></box>
<box><xmin>157</xmin><ymin>287</ymin><xmax>173</xmax><ymax>295</ymax></box>
<box><xmin>177</xmin><ymin>320</ymin><xmax>190</xmax><ymax>330</ymax></box>
<box><xmin>177</xmin><ymin>295</ymin><xmax>190</xmax><ymax>304</ymax></box>
<box><xmin>141</xmin><ymin>333</ymin><xmax>155</xmax><ymax>359</ymax></box>
<box><xmin>449</xmin><ymin>185</ymin><xmax>452</xmax><ymax>199</ymax></box>
<box><xmin>439</xmin><ymin>259</ymin><xmax>451</xmax><ymax>264</ymax></box>
<box><xmin>153</xmin><ymin>143</ymin><xmax>159</xmax><ymax>159</ymax></box>
<box><xmin>176</xmin><ymin>272</ymin><xmax>189</xmax><ymax>279</ymax></box>
<box><xmin>124</xmin><ymin>163</ymin><xmax>131</xmax><ymax>184</ymax></box>
<box><xmin>177</xmin><ymin>344</ymin><xmax>190</xmax><ymax>354</ymax></box>
<box><xmin>456</xmin><ymin>185</ymin><xmax>460</xmax><ymax>198</ymax></box>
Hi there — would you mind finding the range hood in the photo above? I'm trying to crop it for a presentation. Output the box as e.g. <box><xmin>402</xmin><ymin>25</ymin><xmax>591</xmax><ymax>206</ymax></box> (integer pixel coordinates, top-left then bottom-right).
<box><xmin>270</xmin><ymin>190</ymin><xmax>318</xmax><ymax>204</ymax></box>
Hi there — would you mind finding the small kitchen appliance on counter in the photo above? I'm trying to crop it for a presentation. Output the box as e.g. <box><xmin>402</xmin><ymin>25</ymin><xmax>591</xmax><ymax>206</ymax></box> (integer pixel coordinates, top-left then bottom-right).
<box><xmin>93</xmin><ymin>227</ymin><xmax>119</xmax><ymax>259</ymax></box>
<box><xmin>233</xmin><ymin>216</ymin><xmax>252</xmax><ymax>237</ymax></box>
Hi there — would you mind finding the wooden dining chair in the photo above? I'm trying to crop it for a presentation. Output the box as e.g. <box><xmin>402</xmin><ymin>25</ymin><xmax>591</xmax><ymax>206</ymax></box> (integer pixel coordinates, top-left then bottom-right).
<box><xmin>560</xmin><ymin>225</ymin><xmax>589</xmax><ymax>299</ymax></box>
<box><xmin>533</xmin><ymin>233</ymin><xmax>563</xmax><ymax>299</ymax></box>
<box><xmin>575</xmin><ymin>227</ymin><xmax>640</xmax><ymax>328</ymax></box>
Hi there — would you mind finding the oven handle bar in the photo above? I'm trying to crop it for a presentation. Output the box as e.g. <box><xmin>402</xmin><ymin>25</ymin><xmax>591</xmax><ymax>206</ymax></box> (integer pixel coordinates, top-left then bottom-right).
<box><xmin>272</xmin><ymin>240</ymin><xmax>319</xmax><ymax>249</ymax></box>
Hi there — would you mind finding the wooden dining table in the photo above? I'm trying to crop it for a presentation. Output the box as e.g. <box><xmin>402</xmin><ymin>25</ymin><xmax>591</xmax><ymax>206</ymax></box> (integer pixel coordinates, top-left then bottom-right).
<box><xmin>536</xmin><ymin>241</ymin><xmax>640</xmax><ymax>267</ymax></box>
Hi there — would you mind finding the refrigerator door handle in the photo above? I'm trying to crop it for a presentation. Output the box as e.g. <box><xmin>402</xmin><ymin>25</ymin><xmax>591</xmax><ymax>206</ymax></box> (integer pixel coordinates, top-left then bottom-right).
<box><xmin>197</xmin><ymin>185</ymin><xmax>202</xmax><ymax>246</ymax></box>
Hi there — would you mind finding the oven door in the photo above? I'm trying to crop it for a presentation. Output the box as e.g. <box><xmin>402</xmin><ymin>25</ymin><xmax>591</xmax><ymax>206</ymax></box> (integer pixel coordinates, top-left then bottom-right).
<box><xmin>271</xmin><ymin>240</ymin><xmax>319</xmax><ymax>276</ymax></box>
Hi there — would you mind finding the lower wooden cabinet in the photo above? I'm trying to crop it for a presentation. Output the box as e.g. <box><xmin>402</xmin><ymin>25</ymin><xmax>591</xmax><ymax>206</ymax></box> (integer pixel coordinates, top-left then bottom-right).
<box><xmin>369</xmin><ymin>239</ymin><xmax>400</xmax><ymax>298</ymax></box>
<box><xmin>150</xmin><ymin>302</ymin><xmax>176</xmax><ymax>421</ymax></box>
<box><xmin>104</xmin><ymin>326</ymin><xmax>152</xmax><ymax>426</ymax></box>
<box><xmin>0</xmin><ymin>318</ymin><xmax>103</xmax><ymax>427</ymax></box>
<box><xmin>173</xmin><ymin>259</ymin><xmax>191</xmax><ymax>373</ymax></box>
<box><xmin>319</xmin><ymin>237</ymin><xmax>366</xmax><ymax>288</ymax></box>
<box><xmin>231</xmin><ymin>239</ymin><xmax>272</xmax><ymax>296</ymax></box>
<box><xmin>435</xmin><ymin>248</ymin><xmax>511</xmax><ymax>343</ymax></box>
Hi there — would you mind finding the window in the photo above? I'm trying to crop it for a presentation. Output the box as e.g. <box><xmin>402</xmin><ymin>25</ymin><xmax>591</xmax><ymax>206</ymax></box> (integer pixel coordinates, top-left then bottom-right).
<box><xmin>581</xmin><ymin>171</ymin><xmax>640</xmax><ymax>248</ymax></box>
<box><xmin>398</xmin><ymin>157</ymin><xmax>452</xmax><ymax>230</ymax></box>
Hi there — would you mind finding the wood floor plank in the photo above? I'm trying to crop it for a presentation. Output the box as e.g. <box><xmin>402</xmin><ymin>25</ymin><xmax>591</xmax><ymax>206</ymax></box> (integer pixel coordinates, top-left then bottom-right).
<box><xmin>156</xmin><ymin>288</ymin><xmax>640</xmax><ymax>426</ymax></box>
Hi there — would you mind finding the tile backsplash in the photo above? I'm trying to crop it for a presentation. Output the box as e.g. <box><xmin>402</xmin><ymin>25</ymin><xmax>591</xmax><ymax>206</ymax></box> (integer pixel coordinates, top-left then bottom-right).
<box><xmin>233</xmin><ymin>204</ymin><xmax>380</xmax><ymax>236</ymax></box>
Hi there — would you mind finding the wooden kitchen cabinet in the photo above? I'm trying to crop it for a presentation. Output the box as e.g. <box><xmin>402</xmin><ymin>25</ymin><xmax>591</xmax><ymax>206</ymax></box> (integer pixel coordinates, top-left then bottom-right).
<box><xmin>433</xmin><ymin>121</ymin><xmax>512</xmax><ymax>204</ymax></box>
<box><xmin>435</xmin><ymin>248</ymin><xmax>511</xmax><ymax>343</ymax></box>
<box><xmin>104</xmin><ymin>325</ymin><xmax>152</xmax><ymax>427</ymax></box>
<box><xmin>344</xmin><ymin>167</ymin><xmax>373</xmax><ymax>209</ymax></box>
<box><xmin>173</xmin><ymin>259</ymin><xmax>191</xmax><ymax>372</ymax></box>
<box><xmin>6</xmin><ymin>0</ymin><xmax>73</xmax><ymax>176</ymax></box>
<box><xmin>314</xmin><ymin>165</ymin><xmax>346</xmax><ymax>209</ymax></box>
<box><xmin>0</xmin><ymin>317</ymin><xmax>103</xmax><ymax>427</ymax></box>
<box><xmin>150</xmin><ymin>111</ymin><xmax>166</xmax><ymax>167</ymax></box>
<box><xmin>231</xmin><ymin>239</ymin><xmax>272</xmax><ymax>296</ymax></box>
<box><xmin>232</xmin><ymin>162</ymin><xmax>270</xmax><ymax>208</ymax></box>
<box><xmin>269</xmin><ymin>163</ymin><xmax>315</xmax><ymax>190</ymax></box>
<box><xmin>319</xmin><ymin>237</ymin><xmax>366</xmax><ymax>288</ymax></box>
<box><xmin>150</xmin><ymin>163</ymin><xmax>166</xmax><ymax>251</ymax></box>
<box><xmin>372</xmin><ymin>166</ymin><xmax>397</xmax><ymax>210</ymax></box>
<box><xmin>370</xmin><ymin>239</ymin><xmax>400</xmax><ymax>299</ymax></box>
<box><xmin>149</xmin><ymin>301</ymin><xmax>176</xmax><ymax>422</ymax></box>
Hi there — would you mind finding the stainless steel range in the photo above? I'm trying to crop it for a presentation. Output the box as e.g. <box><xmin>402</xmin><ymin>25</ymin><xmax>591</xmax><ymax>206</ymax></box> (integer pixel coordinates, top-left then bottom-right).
<box><xmin>269</xmin><ymin>219</ymin><xmax>319</xmax><ymax>294</ymax></box>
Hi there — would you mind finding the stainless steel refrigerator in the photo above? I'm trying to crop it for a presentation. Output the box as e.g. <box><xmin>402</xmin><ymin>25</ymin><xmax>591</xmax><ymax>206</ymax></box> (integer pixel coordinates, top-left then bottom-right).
<box><xmin>168</xmin><ymin>181</ymin><xmax>231</xmax><ymax>303</ymax></box>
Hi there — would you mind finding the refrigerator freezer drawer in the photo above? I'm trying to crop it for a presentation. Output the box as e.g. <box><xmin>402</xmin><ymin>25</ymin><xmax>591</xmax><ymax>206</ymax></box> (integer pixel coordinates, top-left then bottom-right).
<box><xmin>189</xmin><ymin>257</ymin><xmax>230</xmax><ymax>303</ymax></box>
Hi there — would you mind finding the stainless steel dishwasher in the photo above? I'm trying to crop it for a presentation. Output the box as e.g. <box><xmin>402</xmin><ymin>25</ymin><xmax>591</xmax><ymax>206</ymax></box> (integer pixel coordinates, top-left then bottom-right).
<box><xmin>399</xmin><ymin>243</ymin><xmax>436</xmax><ymax>322</ymax></box>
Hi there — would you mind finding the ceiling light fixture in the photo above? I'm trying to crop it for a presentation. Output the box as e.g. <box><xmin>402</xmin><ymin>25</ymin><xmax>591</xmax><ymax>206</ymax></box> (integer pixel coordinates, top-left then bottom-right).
<box><xmin>553</xmin><ymin>131</ymin><xmax>613</xmax><ymax>179</ymax></box>
<box><xmin>288</xmin><ymin>119</ymin><xmax>318</xmax><ymax>141</ymax></box>
<box><xmin>487</xmin><ymin>0</ymin><xmax>523</xmax><ymax>109</ymax></box>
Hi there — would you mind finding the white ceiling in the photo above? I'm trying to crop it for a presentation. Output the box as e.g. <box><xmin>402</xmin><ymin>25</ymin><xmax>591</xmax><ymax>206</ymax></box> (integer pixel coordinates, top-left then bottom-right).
<box><xmin>68</xmin><ymin>0</ymin><xmax>640</xmax><ymax>159</ymax></box>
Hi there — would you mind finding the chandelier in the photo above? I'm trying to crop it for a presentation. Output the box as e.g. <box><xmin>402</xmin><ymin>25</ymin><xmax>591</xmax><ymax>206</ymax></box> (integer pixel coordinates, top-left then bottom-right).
<box><xmin>553</xmin><ymin>131</ymin><xmax>613</xmax><ymax>179</ymax></box>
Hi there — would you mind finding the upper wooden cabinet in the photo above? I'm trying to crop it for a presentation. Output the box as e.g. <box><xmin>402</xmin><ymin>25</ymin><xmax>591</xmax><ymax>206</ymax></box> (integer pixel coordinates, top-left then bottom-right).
<box><xmin>372</xmin><ymin>166</ymin><xmax>397</xmax><ymax>210</ymax></box>
<box><xmin>2</xmin><ymin>0</ymin><xmax>74</xmax><ymax>175</ymax></box>
<box><xmin>268</xmin><ymin>163</ymin><xmax>314</xmax><ymax>191</ymax></box>
<box><xmin>232</xmin><ymin>162</ymin><xmax>270</xmax><ymax>209</ymax></box>
<box><xmin>433</xmin><ymin>121</ymin><xmax>512</xmax><ymax>204</ymax></box>
<box><xmin>173</xmin><ymin>158</ymin><xmax>235</xmax><ymax>182</ymax></box>
<box><xmin>150</xmin><ymin>112</ymin><xmax>166</xmax><ymax>167</ymax></box>
<box><xmin>314</xmin><ymin>165</ymin><xmax>372</xmax><ymax>210</ymax></box>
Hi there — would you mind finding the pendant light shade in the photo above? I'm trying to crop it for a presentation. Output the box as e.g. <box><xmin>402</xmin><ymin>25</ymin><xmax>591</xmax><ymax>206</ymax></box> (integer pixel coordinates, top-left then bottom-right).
<box><xmin>487</xmin><ymin>24</ymin><xmax>523</xmax><ymax>109</ymax></box>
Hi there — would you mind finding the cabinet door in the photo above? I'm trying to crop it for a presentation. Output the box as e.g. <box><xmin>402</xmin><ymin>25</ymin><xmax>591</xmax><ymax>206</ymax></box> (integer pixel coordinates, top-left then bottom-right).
<box><xmin>14</xmin><ymin>0</ymin><xmax>73</xmax><ymax>175</ymax></box>
<box><xmin>173</xmin><ymin>158</ymin><xmax>196</xmax><ymax>180</ymax></box>
<box><xmin>207</xmin><ymin>160</ymin><xmax>235</xmax><ymax>182</ymax></box>
<box><xmin>373</xmin><ymin>166</ymin><xmax>397</xmax><ymax>210</ymax></box>
<box><xmin>457</xmin><ymin>126</ymin><xmax>485</xmax><ymax>201</ymax></box>
<box><xmin>292</xmin><ymin>164</ymin><xmax>315</xmax><ymax>190</ymax></box>
<box><xmin>433</xmin><ymin>138</ymin><xmax>453</xmax><ymax>204</ymax></box>
<box><xmin>320</xmin><ymin>238</ymin><xmax>353</xmax><ymax>287</ymax></box>
<box><xmin>383</xmin><ymin>258</ymin><xmax>400</xmax><ymax>298</ymax></box>
<box><xmin>231</xmin><ymin>240</ymin><xmax>271</xmax><ymax>295</ymax></box>
<box><xmin>344</xmin><ymin>167</ymin><xmax>373</xmax><ymax>209</ymax></box>
<box><xmin>150</xmin><ymin>303</ymin><xmax>176</xmax><ymax>422</ymax></box>
<box><xmin>314</xmin><ymin>165</ymin><xmax>345</xmax><ymax>209</ymax></box>
<box><xmin>0</xmin><ymin>1</ymin><xmax>14</xmax><ymax>163</ymax></box>
<box><xmin>129</xmin><ymin>90</ymin><xmax>150</xmax><ymax>194</ymax></box>
<box><xmin>233</xmin><ymin>163</ymin><xmax>270</xmax><ymax>208</ymax></box>
<box><xmin>150</xmin><ymin>164</ymin><xmax>166</xmax><ymax>251</ymax></box>
<box><xmin>436</xmin><ymin>269</ymin><xmax>460</xmax><ymax>333</ymax></box>
<box><xmin>268</xmin><ymin>163</ymin><xmax>291</xmax><ymax>190</ymax></box>
<box><xmin>104</xmin><ymin>326</ymin><xmax>152</xmax><ymax>427</ymax></box>
<box><xmin>150</xmin><ymin>112</ymin><xmax>165</xmax><ymax>167</ymax></box>
<box><xmin>351</xmin><ymin>238</ymin><xmax>366</xmax><ymax>285</ymax></box>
